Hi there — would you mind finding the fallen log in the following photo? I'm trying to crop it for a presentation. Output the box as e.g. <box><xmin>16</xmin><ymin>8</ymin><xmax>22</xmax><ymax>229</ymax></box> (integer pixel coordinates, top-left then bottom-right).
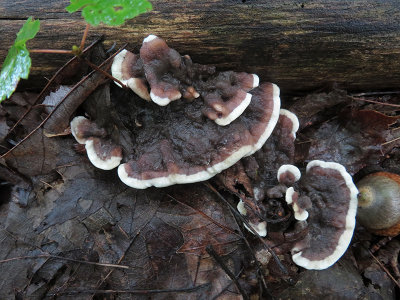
<box><xmin>1</xmin><ymin>0</ymin><xmax>400</xmax><ymax>94</ymax></box>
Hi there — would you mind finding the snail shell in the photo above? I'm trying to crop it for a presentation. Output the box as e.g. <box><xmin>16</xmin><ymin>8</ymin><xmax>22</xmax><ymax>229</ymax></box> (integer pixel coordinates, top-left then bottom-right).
<box><xmin>356</xmin><ymin>172</ymin><xmax>400</xmax><ymax>236</ymax></box>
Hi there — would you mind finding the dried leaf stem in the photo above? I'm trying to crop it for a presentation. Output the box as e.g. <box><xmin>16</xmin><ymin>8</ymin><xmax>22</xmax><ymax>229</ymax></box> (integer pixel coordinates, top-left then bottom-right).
<box><xmin>30</xmin><ymin>49</ymin><xmax>73</xmax><ymax>54</ymax></box>
<box><xmin>368</xmin><ymin>249</ymin><xmax>400</xmax><ymax>289</ymax></box>
<box><xmin>351</xmin><ymin>96</ymin><xmax>400</xmax><ymax>108</ymax></box>
<box><xmin>0</xmin><ymin>254</ymin><xmax>129</xmax><ymax>270</ymax></box>
<box><xmin>167</xmin><ymin>194</ymin><xmax>241</xmax><ymax>238</ymax></box>
<box><xmin>80</xmin><ymin>23</ymin><xmax>90</xmax><ymax>51</ymax></box>
<box><xmin>50</xmin><ymin>284</ymin><xmax>210</xmax><ymax>296</ymax></box>
<box><xmin>206</xmin><ymin>245</ymin><xmax>249</xmax><ymax>300</ymax></box>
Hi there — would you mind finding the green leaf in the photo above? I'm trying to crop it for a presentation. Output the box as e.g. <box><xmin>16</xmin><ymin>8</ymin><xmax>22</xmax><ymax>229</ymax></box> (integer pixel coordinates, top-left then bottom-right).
<box><xmin>66</xmin><ymin>0</ymin><xmax>152</xmax><ymax>26</ymax></box>
<box><xmin>0</xmin><ymin>17</ymin><xmax>40</xmax><ymax>103</ymax></box>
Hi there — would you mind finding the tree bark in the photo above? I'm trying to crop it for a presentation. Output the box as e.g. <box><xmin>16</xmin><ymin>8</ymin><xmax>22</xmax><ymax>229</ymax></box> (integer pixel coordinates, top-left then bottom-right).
<box><xmin>1</xmin><ymin>0</ymin><xmax>400</xmax><ymax>94</ymax></box>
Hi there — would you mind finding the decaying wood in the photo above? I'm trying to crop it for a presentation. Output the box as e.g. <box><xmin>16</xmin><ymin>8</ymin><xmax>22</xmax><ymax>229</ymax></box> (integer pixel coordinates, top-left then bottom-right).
<box><xmin>1</xmin><ymin>0</ymin><xmax>400</xmax><ymax>94</ymax></box>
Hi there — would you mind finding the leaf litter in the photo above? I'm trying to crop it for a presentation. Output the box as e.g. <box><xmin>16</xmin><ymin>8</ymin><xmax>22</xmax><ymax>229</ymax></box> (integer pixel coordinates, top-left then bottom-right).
<box><xmin>0</xmin><ymin>40</ymin><xmax>400</xmax><ymax>299</ymax></box>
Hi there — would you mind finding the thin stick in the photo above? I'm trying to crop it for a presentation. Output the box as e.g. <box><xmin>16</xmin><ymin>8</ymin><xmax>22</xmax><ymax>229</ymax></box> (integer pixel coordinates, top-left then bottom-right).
<box><xmin>206</xmin><ymin>245</ymin><xmax>249</xmax><ymax>300</ymax></box>
<box><xmin>236</xmin><ymin>217</ymin><xmax>271</xmax><ymax>297</ymax></box>
<box><xmin>351</xmin><ymin>91</ymin><xmax>400</xmax><ymax>97</ymax></box>
<box><xmin>49</xmin><ymin>284</ymin><xmax>210</xmax><ymax>296</ymax></box>
<box><xmin>368</xmin><ymin>249</ymin><xmax>400</xmax><ymax>289</ymax></box>
<box><xmin>351</xmin><ymin>96</ymin><xmax>400</xmax><ymax>108</ymax></box>
<box><xmin>80</xmin><ymin>57</ymin><xmax>127</xmax><ymax>89</ymax></box>
<box><xmin>193</xmin><ymin>255</ymin><xmax>202</xmax><ymax>286</ymax></box>
<box><xmin>0</xmin><ymin>254</ymin><xmax>130</xmax><ymax>270</ymax></box>
<box><xmin>382</xmin><ymin>136</ymin><xmax>400</xmax><ymax>146</ymax></box>
<box><xmin>90</xmin><ymin>230</ymin><xmax>141</xmax><ymax>299</ymax></box>
<box><xmin>212</xmin><ymin>281</ymin><xmax>234</xmax><ymax>300</ymax></box>
<box><xmin>167</xmin><ymin>194</ymin><xmax>241</xmax><ymax>237</ymax></box>
<box><xmin>80</xmin><ymin>24</ymin><xmax>90</xmax><ymax>51</ymax></box>
<box><xmin>30</xmin><ymin>49</ymin><xmax>73</xmax><ymax>54</ymax></box>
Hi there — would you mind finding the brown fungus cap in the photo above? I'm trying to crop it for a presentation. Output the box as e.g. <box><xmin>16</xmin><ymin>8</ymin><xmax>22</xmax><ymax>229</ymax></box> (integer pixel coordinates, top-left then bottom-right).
<box><xmin>277</xmin><ymin>164</ymin><xmax>301</xmax><ymax>186</ymax></box>
<box><xmin>140</xmin><ymin>35</ymin><xmax>199</xmax><ymax>106</ymax></box>
<box><xmin>112</xmin><ymin>35</ymin><xmax>259</xmax><ymax>126</ymax></box>
<box><xmin>138</xmin><ymin>35</ymin><xmax>259</xmax><ymax>125</ymax></box>
<box><xmin>291</xmin><ymin>160</ymin><xmax>358</xmax><ymax>270</ymax></box>
<box><xmin>70</xmin><ymin>116</ymin><xmax>107</xmax><ymax>144</ymax></box>
<box><xmin>201</xmin><ymin>71</ymin><xmax>259</xmax><ymax>126</ymax></box>
<box><xmin>111</xmin><ymin>50</ymin><xmax>150</xmax><ymax>101</ymax></box>
<box><xmin>70</xmin><ymin>116</ymin><xmax>123</xmax><ymax>170</ymax></box>
<box><xmin>118</xmin><ymin>82</ymin><xmax>281</xmax><ymax>189</ymax></box>
<box><xmin>242</xmin><ymin>108</ymin><xmax>300</xmax><ymax>192</ymax></box>
<box><xmin>285</xmin><ymin>187</ymin><xmax>311</xmax><ymax>221</ymax></box>
<box><xmin>237</xmin><ymin>199</ymin><xmax>267</xmax><ymax>237</ymax></box>
<box><xmin>279</xmin><ymin>109</ymin><xmax>299</xmax><ymax>140</ymax></box>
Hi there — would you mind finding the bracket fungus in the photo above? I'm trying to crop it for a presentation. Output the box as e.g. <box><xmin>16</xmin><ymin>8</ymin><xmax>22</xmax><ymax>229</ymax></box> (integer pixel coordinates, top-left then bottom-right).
<box><xmin>277</xmin><ymin>165</ymin><xmax>310</xmax><ymax>221</ymax></box>
<box><xmin>106</xmin><ymin>35</ymin><xmax>280</xmax><ymax>189</ymax></box>
<box><xmin>233</xmin><ymin>109</ymin><xmax>300</xmax><ymax>236</ymax></box>
<box><xmin>111</xmin><ymin>49</ymin><xmax>150</xmax><ymax>101</ymax></box>
<box><xmin>237</xmin><ymin>200</ymin><xmax>267</xmax><ymax>237</ymax></box>
<box><xmin>283</xmin><ymin>160</ymin><xmax>359</xmax><ymax>270</ymax></box>
<box><xmin>112</xmin><ymin>35</ymin><xmax>259</xmax><ymax>126</ymax></box>
<box><xmin>277</xmin><ymin>164</ymin><xmax>301</xmax><ymax>186</ymax></box>
<box><xmin>237</xmin><ymin>159</ymin><xmax>358</xmax><ymax>270</ymax></box>
<box><xmin>245</xmin><ymin>108</ymin><xmax>300</xmax><ymax>186</ymax></box>
<box><xmin>70</xmin><ymin>116</ymin><xmax>123</xmax><ymax>170</ymax></box>
<box><xmin>70</xmin><ymin>35</ymin><xmax>282</xmax><ymax>189</ymax></box>
<box><xmin>117</xmin><ymin>82</ymin><xmax>280</xmax><ymax>189</ymax></box>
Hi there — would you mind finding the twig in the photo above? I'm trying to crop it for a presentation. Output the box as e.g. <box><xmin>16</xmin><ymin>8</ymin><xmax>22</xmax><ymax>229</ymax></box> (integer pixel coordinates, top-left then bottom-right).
<box><xmin>351</xmin><ymin>96</ymin><xmax>400</xmax><ymax>108</ymax></box>
<box><xmin>351</xmin><ymin>91</ymin><xmax>400</xmax><ymax>97</ymax></box>
<box><xmin>236</xmin><ymin>218</ymin><xmax>271</xmax><ymax>298</ymax></box>
<box><xmin>90</xmin><ymin>198</ymin><xmax>155</xmax><ymax>300</ymax></box>
<box><xmin>167</xmin><ymin>194</ymin><xmax>241</xmax><ymax>238</ymax></box>
<box><xmin>90</xmin><ymin>229</ymin><xmax>141</xmax><ymax>299</ymax></box>
<box><xmin>80</xmin><ymin>57</ymin><xmax>127</xmax><ymax>89</ymax></box>
<box><xmin>80</xmin><ymin>24</ymin><xmax>90</xmax><ymax>51</ymax></box>
<box><xmin>368</xmin><ymin>249</ymin><xmax>400</xmax><ymax>289</ymax></box>
<box><xmin>211</xmin><ymin>281</ymin><xmax>234</xmax><ymax>300</ymax></box>
<box><xmin>370</xmin><ymin>237</ymin><xmax>393</xmax><ymax>254</ymax></box>
<box><xmin>0</xmin><ymin>254</ymin><xmax>130</xmax><ymax>270</ymax></box>
<box><xmin>39</xmin><ymin>180</ymin><xmax>56</xmax><ymax>190</ymax></box>
<box><xmin>193</xmin><ymin>254</ymin><xmax>202</xmax><ymax>286</ymax></box>
<box><xmin>381</xmin><ymin>136</ymin><xmax>400</xmax><ymax>146</ymax></box>
<box><xmin>49</xmin><ymin>284</ymin><xmax>210</xmax><ymax>296</ymax></box>
<box><xmin>206</xmin><ymin>245</ymin><xmax>249</xmax><ymax>300</ymax></box>
<box><xmin>30</xmin><ymin>49</ymin><xmax>73</xmax><ymax>54</ymax></box>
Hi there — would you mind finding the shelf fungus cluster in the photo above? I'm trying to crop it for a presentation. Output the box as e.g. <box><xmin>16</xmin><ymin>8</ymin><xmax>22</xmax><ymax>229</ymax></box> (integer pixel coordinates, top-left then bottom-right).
<box><xmin>70</xmin><ymin>35</ymin><xmax>282</xmax><ymax>189</ymax></box>
<box><xmin>70</xmin><ymin>116</ymin><xmax>123</xmax><ymax>170</ymax></box>
<box><xmin>233</xmin><ymin>105</ymin><xmax>359</xmax><ymax>270</ymax></box>
<box><xmin>68</xmin><ymin>35</ymin><xmax>361</xmax><ymax>271</ymax></box>
<box><xmin>236</xmin><ymin>108</ymin><xmax>300</xmax><ymax>237</ymax></box>
<box><xmin>275</xmin><ymin>161</ymin><xmax>358</xmax><ymax>270</ymax></box>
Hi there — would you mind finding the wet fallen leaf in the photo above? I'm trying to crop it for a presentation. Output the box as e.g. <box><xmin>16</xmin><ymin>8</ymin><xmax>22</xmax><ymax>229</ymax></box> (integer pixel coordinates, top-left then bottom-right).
<box><xmin>296</xmin><ymin>109</ymin><xmax>399</xmax><ymax>174</ymax></box>
<box><xmin>289</xmin><ymin>89</ymin><xmax>351</xmax><ymax>130</ymax></box>
<box><xmin>275</xmin><ymin>257</ymin><xmax>378</xmax><ymax>300</ymax></box>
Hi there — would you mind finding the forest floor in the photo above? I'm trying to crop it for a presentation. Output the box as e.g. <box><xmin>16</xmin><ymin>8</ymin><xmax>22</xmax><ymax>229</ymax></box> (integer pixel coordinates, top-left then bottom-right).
<box><xmin>0</xmin><ymin>39</ymin><xmax>399</xmax><ymax>300</ymax></box>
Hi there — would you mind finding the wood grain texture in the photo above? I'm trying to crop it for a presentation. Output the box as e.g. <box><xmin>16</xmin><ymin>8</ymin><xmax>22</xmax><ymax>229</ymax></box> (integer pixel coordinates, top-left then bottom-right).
<box><xmin>1</xmin><ymin>0</ymin><xmax>400</xmax><ymax>94</ymax></box>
